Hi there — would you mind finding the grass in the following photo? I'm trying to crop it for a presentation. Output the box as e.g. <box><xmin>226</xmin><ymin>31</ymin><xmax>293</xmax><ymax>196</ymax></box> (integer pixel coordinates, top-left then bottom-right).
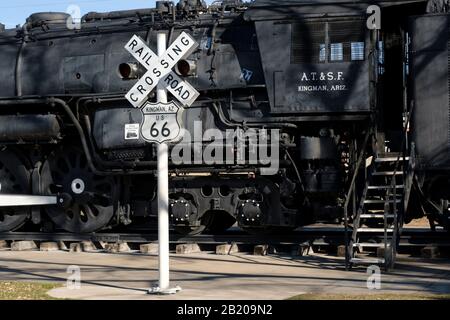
<box><xmin>0</xmin><ymin>281</ymin><xmax>62</xmax><ymax>300</ymax></box>
<box><xmin>288</xmin><ymin>293</ymin><xmax>450</xmax><ymax>300</ymax></box>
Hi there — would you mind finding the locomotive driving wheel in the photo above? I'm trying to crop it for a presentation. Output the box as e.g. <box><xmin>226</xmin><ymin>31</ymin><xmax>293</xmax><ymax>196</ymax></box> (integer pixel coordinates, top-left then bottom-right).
<box><xmin>41</xmin><ymin>146</ymin><xmax>118</xmax><ymax>233</ymax></box>
<box><xmin>0</xmin><ymin>150</ymin><xmax>31</xmax><ymax>232</ymax></box>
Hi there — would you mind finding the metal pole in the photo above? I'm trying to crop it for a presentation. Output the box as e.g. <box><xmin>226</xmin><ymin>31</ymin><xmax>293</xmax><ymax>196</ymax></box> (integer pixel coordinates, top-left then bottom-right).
<box><xmin>157</xmin><ymin>31</ymin><xmax>170</xmax><ymax>292</ymax></box>
<box><xmin>149</xmin><ymin>31</ymin><xmax>181</xmax><ymax>295</ymax></box>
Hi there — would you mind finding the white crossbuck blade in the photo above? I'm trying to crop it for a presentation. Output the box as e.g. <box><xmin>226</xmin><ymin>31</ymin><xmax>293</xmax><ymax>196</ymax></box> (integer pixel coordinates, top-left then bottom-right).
<box><xmin>124</xmin><ymin>32</ymin><xmax>200</xmax><ymax>108</ymax></box>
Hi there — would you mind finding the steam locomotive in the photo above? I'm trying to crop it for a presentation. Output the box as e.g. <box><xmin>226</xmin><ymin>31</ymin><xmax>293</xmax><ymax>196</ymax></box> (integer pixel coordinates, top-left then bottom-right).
<box><xmin>0</xmin><ymin>0</ymin><xmax>449</xmax><ymax>235</ymax></box>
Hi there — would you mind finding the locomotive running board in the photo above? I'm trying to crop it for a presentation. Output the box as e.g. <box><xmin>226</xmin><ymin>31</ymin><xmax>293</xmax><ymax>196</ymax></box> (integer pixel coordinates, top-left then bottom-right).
<box><xmin>0</xmin><ymin>194</ymin><xmax>58</xmax><ymax>207</ymax></box>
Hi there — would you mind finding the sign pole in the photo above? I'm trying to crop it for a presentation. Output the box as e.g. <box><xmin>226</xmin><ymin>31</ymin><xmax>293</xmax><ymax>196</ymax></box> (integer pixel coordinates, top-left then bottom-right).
<box><xmin>156</xmin><ymin>31</ymin><xmax>170</xmax><ymax>293</ymax></box>
<box><xmin>124</xmin><ymin>28</ymin><xmax>199</xmax><ymax>295</ymax></box>
<box><xmin>149</xmin><ymin>31</ymin><xmax>181</xmax><ymax>295</ymax></box>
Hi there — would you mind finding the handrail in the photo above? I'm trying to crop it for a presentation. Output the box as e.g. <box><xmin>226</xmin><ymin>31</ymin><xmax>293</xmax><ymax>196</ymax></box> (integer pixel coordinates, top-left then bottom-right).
<box><xmin>385</xmin><ymin>102</ymin><xmax>415</xmax><ymax>269</ymax></box>
<box><xmin>343</xmin><ymin>129</ymin><xmax>372</xmax><ymax>269</ymax></box>
<box><xmin>389</xmin><ymin>103</ymin><xmax>414</xmax><ymax>190</ymax></box>
<box><xmin>343</xmin><ymin>131</ymin><xmax>372</xmax><ymax>213</ymax></box>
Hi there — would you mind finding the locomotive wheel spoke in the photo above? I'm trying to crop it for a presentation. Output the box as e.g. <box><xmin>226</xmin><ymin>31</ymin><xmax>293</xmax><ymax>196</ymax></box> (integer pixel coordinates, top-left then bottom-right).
<box><xmin>0</xmin><ymin>150</ymin><xmax>31</xmax><ymax>232</ymax></box>
<box><xmin>42</xmin><ymin>146</ymin><xmax>118</xmax><ymax>233</ymax></box>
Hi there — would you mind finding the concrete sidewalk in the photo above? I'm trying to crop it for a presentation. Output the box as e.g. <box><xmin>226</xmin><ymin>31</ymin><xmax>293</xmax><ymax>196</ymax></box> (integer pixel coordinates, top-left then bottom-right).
<box><xmin>0</xmin><ymin>250</ymin><xmax>449</xmax><ymax>300</ymax></box>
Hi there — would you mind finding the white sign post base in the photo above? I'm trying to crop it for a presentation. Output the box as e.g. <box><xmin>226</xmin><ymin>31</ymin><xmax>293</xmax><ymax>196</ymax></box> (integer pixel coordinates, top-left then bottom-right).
<box><xmin>148</xmin><ymin>32</ymin><xmax>181</xmax><ymax>295</ymax></box>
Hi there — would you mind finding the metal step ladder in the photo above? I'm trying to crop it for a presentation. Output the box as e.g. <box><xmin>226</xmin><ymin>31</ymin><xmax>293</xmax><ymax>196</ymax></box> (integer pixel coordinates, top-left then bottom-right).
<box><xmin>347</xmin><ymin>153</ymin><xmax>409</xmax><ymax>271</ymax></box>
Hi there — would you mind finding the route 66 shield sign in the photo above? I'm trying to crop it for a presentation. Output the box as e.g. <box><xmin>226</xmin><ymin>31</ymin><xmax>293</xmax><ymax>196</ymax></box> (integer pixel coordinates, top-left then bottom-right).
<box><xmin>140</xmin><ymin>101</ymin><xmax>183</xmax><ymax>143</ymax></box>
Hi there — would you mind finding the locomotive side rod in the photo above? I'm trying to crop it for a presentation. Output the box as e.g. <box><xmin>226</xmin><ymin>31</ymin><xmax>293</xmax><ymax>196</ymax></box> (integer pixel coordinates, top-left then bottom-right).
<box><xmin>0</xmin><ymin>194</ymin><xmax>57</xmax><ymax>207</ymax></box>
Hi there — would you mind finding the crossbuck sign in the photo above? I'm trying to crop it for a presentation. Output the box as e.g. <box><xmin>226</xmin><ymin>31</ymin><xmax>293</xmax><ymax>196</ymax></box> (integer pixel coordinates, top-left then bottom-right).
<box><xmin>125</xmin><ymin>32</ymin><xmax>200</xmax><ymax>109</ymax></box>
<box><xmin>124</xmin><ymin>32</ymin><xmax>199</xmax><ymax>143</ymax></box>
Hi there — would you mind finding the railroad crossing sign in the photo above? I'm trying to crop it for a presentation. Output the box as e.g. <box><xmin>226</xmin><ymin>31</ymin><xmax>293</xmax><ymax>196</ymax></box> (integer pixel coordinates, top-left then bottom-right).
<box><xmin>124</xmin><ymin>33</ymin><xmax>200</xmax><ymax>109</ymax></box>
<box><xmin>124</xmin><ymin>32</ymin><xmax>199</xmax><ymax>143</ymax></box>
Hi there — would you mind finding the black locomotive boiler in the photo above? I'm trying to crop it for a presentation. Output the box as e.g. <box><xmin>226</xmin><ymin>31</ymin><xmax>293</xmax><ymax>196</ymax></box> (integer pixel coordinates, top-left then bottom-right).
<box><xmin>0</xmin><ymin>0</ymin><xmax>448</xmax><ymax>236</ymax></box>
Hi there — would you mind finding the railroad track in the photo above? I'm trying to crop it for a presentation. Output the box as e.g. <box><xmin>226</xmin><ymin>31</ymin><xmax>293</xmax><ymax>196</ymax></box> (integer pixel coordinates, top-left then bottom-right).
<box><xmin>0</xmin><ymin>227</ymin><xmax>449</xmax><ymax>248</ymax></box>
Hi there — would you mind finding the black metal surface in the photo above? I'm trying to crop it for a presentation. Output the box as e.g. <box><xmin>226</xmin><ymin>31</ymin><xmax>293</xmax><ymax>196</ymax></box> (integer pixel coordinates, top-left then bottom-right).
<box><xmin>93</xmin><ymin>108</ymin><xmax>145</xmax><ymax>150</ymax></box>
<box><xmin>256</xmin><ymin>16</ymin><xmax>372</xmax><ymax>114</ymax></box>
<box><xmin>410</xmin><ymin>13</ymin><xmax>450</xmax><ymax>168</ymax></box>
<box><xmin>0</xmin><ymin>114</ymin><xmax>61</xmax><ymax>143</ymax></box>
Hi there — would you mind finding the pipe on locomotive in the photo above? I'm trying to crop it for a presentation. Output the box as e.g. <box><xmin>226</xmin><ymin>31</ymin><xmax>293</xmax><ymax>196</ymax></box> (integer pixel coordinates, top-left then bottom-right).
<box><xmin>15</xmin><ymin>21</ymin><xmax>31</xmax><ymax>97</ymax></box>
